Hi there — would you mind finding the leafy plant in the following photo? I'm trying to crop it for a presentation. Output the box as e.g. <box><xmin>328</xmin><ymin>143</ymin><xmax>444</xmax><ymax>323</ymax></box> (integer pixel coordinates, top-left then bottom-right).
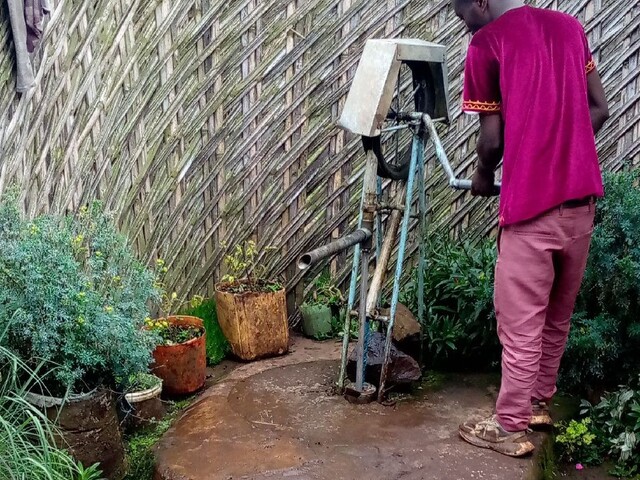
<box><xmin>219</xmin><ymin>240</ymin><xmax>281</xmax><ymax>293</ymax></box>
<box><xmin>183</xmin><ymin>298</ymin><xmax>229</xmax><ymax>365</ymax></box>
<box><xmin>581</xmin><ymin>379</ymin><xmax>640</xmax><ymax>477</ymax></box>
<box><xmin>555</xmin><ymin>418</ymin><xmax>602</xmax><ymax>465</ymax></box>
<box><xmin>331</xmin><ymin>313</ymin><xmax>359</xmax><ymax>340</ymax></box>
<box><xmin>75</xmin><ymin>463</ymin><xmax>105</xmax><ymax>480</ymax></box>
<box><xmin>303</xmin><ymin>272</ymin><xmax>344</xmax><ymax>308</ymax></box>
<box><xmin>562</xmin><ymin>171</ymin><xmax>640</xmax><ymax>393</ymax></box>
<box><xmin>0</xmin><ymin>333</ymin><xmax>104</xmax><ymax>480</ymax></box>
<box><xmin>0</xmin><ymin>195</ymin><xmax>160</xmax><ymax>395</ymax></box>
<box><xmin>402</xmin><ymin>231</ymin><xmax>499</xmax><ymax>369</ymax></box>
<box><xmin>125</xmin><ymin>373</ymin><xmax>162</xmax><ymax>392</ymax></box>
<box><xmin>144</xmin><ymin>318</ymin><xmax>204</xmax><ymax>346</ymax></box>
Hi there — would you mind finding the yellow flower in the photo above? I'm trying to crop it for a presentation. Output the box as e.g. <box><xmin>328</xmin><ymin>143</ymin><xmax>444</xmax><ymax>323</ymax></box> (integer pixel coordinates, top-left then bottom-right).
<box><xmin>76</xmin><ymin>316</ymin><xmax>85</xmax><ymax>325</ymax></box>
<box><xmin>80</xmin><ymin>206</ymin><xmax>88</xmax><ymax>214</ymax></box>
<box><xmin>162</xmin><ymin>321</ymin><xmax>169</xmax><ymax>328</ymax></box>
<box><xmin>104</xmin><ymin>306</ymin><xmax>113</xmax><ymax>313</ymax></box>
<box><xmin>156</xmin><ymin>259</ymin><xmax>165</xmax><ymax>267</ymax></box>
<box><xmin>171</xmin><ymin>292</ymin><xmax>178</xmax><ymax>300</ymax></box>
<box><xmin>77</xmin><ymin>292</ymin><xmax>86</xmax><ymax>299</ymax></box>
<box><xmin>95</xmin><ymin>251</ymin><xmax>103</xmax><ymax>257</ymax></box>
<box><xmin>113</xmin><ymin>275</ymin><xmax>121</xmax><ymax>283</ymax></box>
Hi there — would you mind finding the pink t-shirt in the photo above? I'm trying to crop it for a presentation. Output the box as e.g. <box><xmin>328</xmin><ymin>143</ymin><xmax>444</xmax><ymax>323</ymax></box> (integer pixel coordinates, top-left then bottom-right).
<box><xmin>462</xmin><ymin>5</ymin><xmax>604</xmax><ymax>226</ymax></box>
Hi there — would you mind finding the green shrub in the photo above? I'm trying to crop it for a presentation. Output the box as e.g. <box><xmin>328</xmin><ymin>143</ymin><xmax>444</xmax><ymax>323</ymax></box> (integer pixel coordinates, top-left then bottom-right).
<box><xmin>572</xmin><ymin>379</ymin><xmax>640</xmax><ymax>478</ymax></box>
<box><xmin>555</xmin><ymin>418</ymin><xmax>602</xmax><ymax>465</ymax></box>
<box><xmin>561</xmin><ymin>171</ymin><xmax>640</xmax><ymax>392</ymax></box>
<box><xmin>0</xmin><ymin>194</ymin><xmax>160</xmax><ymax>395</ymax></box>
<box><xmin>183</xmin><ymin>298</ymin><xmax>229</xmax><ymax>365</ymax></box>
<box><xmin>402</xmin><ymin>232</ymin><xmax>499</xmax><ymax>369</ymax></box>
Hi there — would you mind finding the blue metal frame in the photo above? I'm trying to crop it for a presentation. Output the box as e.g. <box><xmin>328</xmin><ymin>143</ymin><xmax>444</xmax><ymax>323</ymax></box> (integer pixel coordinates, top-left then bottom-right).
<box><xmin>338</xmin><ymin>187</ymin><xmax>366</xmax><ymax>389</ymax></box>
<box><xmin>377</xmin><ymin>132</ymin><xmax>422</xmax><ymax>401</ymax></box>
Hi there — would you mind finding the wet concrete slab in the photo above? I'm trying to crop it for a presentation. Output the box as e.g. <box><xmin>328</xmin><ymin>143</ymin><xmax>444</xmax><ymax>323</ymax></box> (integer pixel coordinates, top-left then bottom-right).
<box><xmin>154</xmin><ymin>337</ymin><xmax>544</xmax><ymax>480</ymax></box>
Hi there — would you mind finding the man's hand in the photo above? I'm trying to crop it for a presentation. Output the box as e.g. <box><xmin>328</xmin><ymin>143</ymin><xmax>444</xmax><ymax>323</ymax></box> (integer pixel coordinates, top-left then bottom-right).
<box><xmin>472</xmin><ymin>114</ymin><xmax>503</xmax><ymax>197</ymax></box>
<box><xmin>471</xmin><ymin>168</ymin><xmax>496</xmax><ymax>197</ymax></box>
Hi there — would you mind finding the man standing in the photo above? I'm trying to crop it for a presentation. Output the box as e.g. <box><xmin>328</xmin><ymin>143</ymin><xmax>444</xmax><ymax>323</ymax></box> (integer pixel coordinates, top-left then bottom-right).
<box><xmin>452</xmin><ymin>0</ymin><xmax>610</xmax><ymax>457</ymax></box>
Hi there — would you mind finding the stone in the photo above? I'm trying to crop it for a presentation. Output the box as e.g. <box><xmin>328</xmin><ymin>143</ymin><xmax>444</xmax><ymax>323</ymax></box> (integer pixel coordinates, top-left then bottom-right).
<box><xmin>381</xmin><ymin>303</ymin><xmax>422</xmax><ymax>344</ymax></box>
<box><xmin>347</xmin><ymin>331</ymin><xmax>421</xmax><ymax>386</ymax></box>
<box><xmin>381</xmin><ymin>303</ymin><xmax>422</xmax><ymax>362</ymax></box>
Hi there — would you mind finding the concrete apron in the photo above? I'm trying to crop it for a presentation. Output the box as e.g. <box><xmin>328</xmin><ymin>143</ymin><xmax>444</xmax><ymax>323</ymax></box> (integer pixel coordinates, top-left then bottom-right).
<box><xmin>154</xmin><ymin>337</ymin><xmax>544</xmax><ymax>480</ymax></box>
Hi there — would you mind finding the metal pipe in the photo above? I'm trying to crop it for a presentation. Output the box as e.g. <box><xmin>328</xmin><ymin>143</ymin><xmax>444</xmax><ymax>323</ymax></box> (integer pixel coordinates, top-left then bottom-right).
<box><xmin>378</xmin><ymin>133</ymin><xmax>421</xmax><ymax>402</ymax></box>
<box><xmin>416</xmin><ymin>142</ymin><xmax>428</xmax><ymax>369</ymax></box>
<box><xmin>422</xmin><ymin>114</ymin><xmax>501</xmax><ymax>193</ymax></box>
<box><xmin>338</xmin><ymin>189</ymin><xmax>366</xmax><ymax>391</ymax></box>
<box><xmin>355</xmin><ymin>248</ymin><xmax>370</xmax><ymax>391</ymax></box>
<box><xmin>297</xmin><ymin>228</ymin><xmax>372</xmax><ymax>270</ymax></box>
<box><xmin>450</xmin><ymin>178</ymin><xmax>501</xmax><ymax>192</ymax></box>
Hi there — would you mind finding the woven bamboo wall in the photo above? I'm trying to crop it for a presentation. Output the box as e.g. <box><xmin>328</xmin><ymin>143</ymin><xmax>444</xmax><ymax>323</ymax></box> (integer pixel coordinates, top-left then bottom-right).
<box><xmin>1</xmin><ymin>0</ymin><xmax>638</xmax><ymax>310</ymax></box>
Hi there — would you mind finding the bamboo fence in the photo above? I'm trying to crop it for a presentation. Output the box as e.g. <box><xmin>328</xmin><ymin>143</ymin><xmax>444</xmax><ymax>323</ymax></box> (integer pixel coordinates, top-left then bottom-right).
<box><xmin>0</xmin><ymin>0</ymin><xmax>638</xmax><ymax>313</ymax></box>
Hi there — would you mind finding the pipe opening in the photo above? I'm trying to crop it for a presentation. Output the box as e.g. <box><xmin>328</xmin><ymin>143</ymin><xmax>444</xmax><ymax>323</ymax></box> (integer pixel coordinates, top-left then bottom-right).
<box><xmin>297</xmin><ymin>254</ymin><xmax>312</xmax><ymax>271</ymax></box>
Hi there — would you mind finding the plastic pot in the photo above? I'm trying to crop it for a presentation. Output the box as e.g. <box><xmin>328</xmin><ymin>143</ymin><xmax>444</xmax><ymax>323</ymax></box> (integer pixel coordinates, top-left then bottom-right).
<box><xmin>151</xmin><ymin>316</ymin><xmax>206</xmax><ymax>395</ymax></box>
<box><xmin>299</xmin><ymin>303</ymin><xmax>332</xmax><ymax>339</ymax></box>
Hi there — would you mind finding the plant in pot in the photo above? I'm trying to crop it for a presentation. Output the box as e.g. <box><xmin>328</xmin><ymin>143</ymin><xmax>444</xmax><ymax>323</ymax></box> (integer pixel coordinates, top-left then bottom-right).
<box><xmin>215</xmin><ymin>240</ymin><xmax>289</xmax><ymax>361</ymax></box>
<box><xmin>146</xmin><ymin>288</ymin><xmax>207</xmax><ymax>396</ymax></box>
<box><xmin>120</xmin><ymin>372</ymin><xmax>164</xmax><ymax>432</ymax></box>
<box><xmin>0</xmin><ymin>195</ymin><xmax>160</xmax><ymax>480</ymax></box>
<box><xmin>299</xmin><ymin>273</ymin><xmax>344</xmax><ymax>339</ymax></box>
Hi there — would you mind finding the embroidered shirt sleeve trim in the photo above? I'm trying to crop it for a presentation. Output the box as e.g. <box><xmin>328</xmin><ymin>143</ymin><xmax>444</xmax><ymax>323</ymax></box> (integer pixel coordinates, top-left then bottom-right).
<box><xmin>462</xmin><ymin>100</ymin><xmax>501</xmax><ymax>113</ymax></box>
<box><xmin>586</xmin><ymin>59</ymin><xmax>596</xmax><ymax>74</ymax></box>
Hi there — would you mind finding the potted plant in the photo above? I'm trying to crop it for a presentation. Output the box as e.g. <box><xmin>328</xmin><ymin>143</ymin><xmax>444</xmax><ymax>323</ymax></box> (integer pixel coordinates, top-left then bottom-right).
<box><xmin>299</xmin><ymin>273</ymin><xmax>344</xmax><ymax>339</ymax></box>
<box><xmin>121</xmin><ymin>372</ymin><xmax>164</xmax><ymax>431</ymax></box>
<box><xmin>214</xmin><ymin>240</ymin><xmax>289</xmax><ymax>361</ymax></box>
<box><xmin>145</xmin><ymin>291</ymin><xmax>207</xmax><ymax>395</ymax></box>
<box><xmin>0</xmin><ymin>195</ymin><xmax>160</xmax><ymax>480</ymax></box>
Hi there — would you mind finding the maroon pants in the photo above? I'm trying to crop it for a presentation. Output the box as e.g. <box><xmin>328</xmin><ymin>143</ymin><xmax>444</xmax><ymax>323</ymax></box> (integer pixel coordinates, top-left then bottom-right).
<box><xmin>494</xmin><ymin>202</ymin><xmax>595</xmax><ymax>431</ymax></box>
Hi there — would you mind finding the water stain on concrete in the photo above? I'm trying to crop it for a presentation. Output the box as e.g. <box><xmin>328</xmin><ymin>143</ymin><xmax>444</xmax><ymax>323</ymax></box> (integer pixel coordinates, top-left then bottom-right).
<box><xmin>154</xmin><ymin>338</ymin><xmax>543</xmax><ymax>480</ymax></box>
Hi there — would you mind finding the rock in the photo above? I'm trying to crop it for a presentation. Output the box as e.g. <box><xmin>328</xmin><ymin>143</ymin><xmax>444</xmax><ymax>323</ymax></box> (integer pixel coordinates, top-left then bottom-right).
<box><xmin>380</xmin><ymin>303</ymin><xmax>422</xmax><ymax>362</ymax></box>
<box><xmin>347</xmin><ymin>332</ymin><xmax>421</xmax><ymax>387</ymax></box>
<box><xmin>381</xmin><ymin>303</ymin><xmax>422</xmax><ymax>344</ymax></box>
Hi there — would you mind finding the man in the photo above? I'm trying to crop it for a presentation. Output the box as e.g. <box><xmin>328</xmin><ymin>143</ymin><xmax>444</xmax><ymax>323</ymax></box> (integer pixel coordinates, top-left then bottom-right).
<box><xmin>452</xmin><ymin>0</ymin><xmax>610</xmax><ymax>457</ymax></box>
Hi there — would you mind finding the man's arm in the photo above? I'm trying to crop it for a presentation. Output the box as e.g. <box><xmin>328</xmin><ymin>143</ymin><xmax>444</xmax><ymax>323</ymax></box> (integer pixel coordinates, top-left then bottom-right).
<box><xmin>587</xmin><ymin>68</ymin><xmax>609</xmax><ymax>135</ymax></box>
<box><xmin>471</xmin><ymin>113</ymin><xmax>503</xmax><ymax>197</ymax></box>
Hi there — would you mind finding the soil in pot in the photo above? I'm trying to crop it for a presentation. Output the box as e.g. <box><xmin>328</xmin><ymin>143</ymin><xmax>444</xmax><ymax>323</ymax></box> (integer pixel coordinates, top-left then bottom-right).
<box><xmin>150</xmin><ymin>316</ymin><xmax>206</xmax><ymax>396</ymax></box>
<box><xmin>214</xmin><ymin>281</ymin><xmax>289</xmax><ymax>361</ymax></box>
<box><xmin>299</xmin><ymin>303</ymin><xmax>333</xmax><ymax>339</ymax></box>
<box><xmin>26</xmin><ymin>388</ymin><xmax>127</xmax><ymax>480</ymax></box>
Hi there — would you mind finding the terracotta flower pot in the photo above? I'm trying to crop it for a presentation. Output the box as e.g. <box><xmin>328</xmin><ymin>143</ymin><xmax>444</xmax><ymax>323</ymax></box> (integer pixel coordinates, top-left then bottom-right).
<box><xmin>26</xmin><ymin>388</ymin><xmax>127</xmax><ymax>480</ymax></box>
<box><xmin>214</xmin><ymin>282</ymin><xmax>289</xmax><ymax>361</ymax></box>
<box><xmin>151</xmin><ymin>316</ymin><xmax>206</xmax><ymax>395</ymax></box>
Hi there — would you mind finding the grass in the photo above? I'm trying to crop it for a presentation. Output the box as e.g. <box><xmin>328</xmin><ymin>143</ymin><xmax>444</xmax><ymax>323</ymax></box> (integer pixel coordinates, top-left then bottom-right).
<box><xmin>0</xmin><ymin>343</ymin><xmax>102</xmax><ymax>480</ymax></box>
<box><xmin>123</xmin><ymin>398</ymin><xmax>193</xmax><ymax>480</ymax></box>
<box><xmin>183</xmin><ymin>298</ymin><xmax>229</xmax><ymax>365</ymax></box>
